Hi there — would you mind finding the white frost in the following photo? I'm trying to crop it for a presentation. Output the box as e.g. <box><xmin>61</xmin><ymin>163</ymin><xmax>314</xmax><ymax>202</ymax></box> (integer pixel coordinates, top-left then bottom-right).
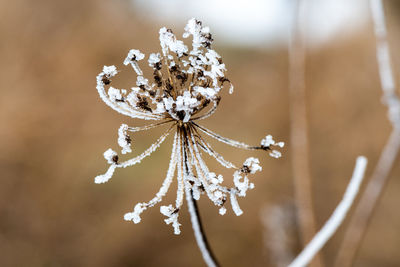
<box><xmin>261</xmin><ymin>135</ymin><xmax>275</xmax><ymax>147</ymax></box>
<box><xmin>261</xmin><ymin>135</ymin><xmax>284</xmax><ymax>158</ymax></box>
<box><xmin>124</xmin><ymin>49</ymin><xmax>145</xmax><ymax>75</ymax></box>
<box><xmin>118</xmin><ymin>124</ymin><xmax>132</xmax><ymax>154</ymax></box>
<box><xmin>160</xmin><ymin>204</ymin><xmax>181</xmax><ymax>235</ymax></box>
<box><xmin>103</xmin><ymin>148</ymin><xmax>118</xmax><ymax>164</ymax></box>
<box><xmin>124</xmin><ymin>49</ymin><xmax>145</xmax><ymax>65</ymax></box>
<box><xmin>270</xmin><ymin>150</ymin><xmax>282</xmax><ymax>159</ymax></box>
<box><xmin>219</xmin><ymin>207</ymin><xmax>226</xmax><ymax>215</ymax></box>
<box><xmin>243</xmin><ymin>157</ymin><xmax>262</xmax><ymax>174</ymax></box>
<box><xmin>94</xmin><ymin>164</ymin><xmax>116</xmax><ymax>184</ymax></box>
<box><xmin>124</xmin><ymin>203</ymin><xmax>146</xmax><ymax>223</ymax></box>
<box><xmin>230</xmin><ymin>191</ymin><xmax>243</xmax><ymax>216</ymax></box>
<box><xmin>148</xmin><ymin>53</ymin><xmax>161</xmax><ymax>66</ymax></box>
<box><xmin>103</xmin><ymin>65</ymin><xmax>118</xmax><ymax>76</ymax></box>
<box><xmin>159</xmin><ymin>27</ymin><xmax>188</xmax><ymax>57</ymax></box>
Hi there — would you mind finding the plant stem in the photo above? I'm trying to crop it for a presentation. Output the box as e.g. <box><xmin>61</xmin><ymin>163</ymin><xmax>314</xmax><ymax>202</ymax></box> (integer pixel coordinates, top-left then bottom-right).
<box><xmin>289</xmin><ymin>157</ymin><xmax>368</xmax><ymax>267</ymax></box>
<box><xmin>334</xmin><ymin>130</ymin><xmax>400</xmax><ymax>267</ymax></box>
<box><xmin>334</xmin><ymin>0</ymin><xmax>400</xmax><ymax>265</ymax></box>
<box><xmin>186</xmin><ymin>189</ymin><xmax>220</xmax><ymax>267</ymax></box>
<box><xmin>288</xmin><ymin>1</ymin><xmax>323</xmax><ymax>267</ymax></box>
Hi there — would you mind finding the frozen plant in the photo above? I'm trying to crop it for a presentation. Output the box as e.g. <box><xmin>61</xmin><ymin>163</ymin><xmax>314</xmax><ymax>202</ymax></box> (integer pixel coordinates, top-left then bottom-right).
<box><xmin>94</xmin><ymin>18</ymin><xmax>283</xmax><ymax>266</ymax></box>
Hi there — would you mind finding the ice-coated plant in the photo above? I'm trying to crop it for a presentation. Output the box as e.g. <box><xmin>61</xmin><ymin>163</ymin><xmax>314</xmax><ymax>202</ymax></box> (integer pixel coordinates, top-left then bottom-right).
<box><xmin>94</xmin><ymin>18</ymin><xmax>283</xmax><ymax>266</ymax></box>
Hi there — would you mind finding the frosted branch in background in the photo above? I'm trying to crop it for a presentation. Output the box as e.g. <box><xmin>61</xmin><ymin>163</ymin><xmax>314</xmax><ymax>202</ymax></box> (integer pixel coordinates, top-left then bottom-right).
<box><xmin>370</xmin><ymin>0</ymin><xmax>400</xmax><ymax>128</ymax></box>
<box><xmin>289</xmin><ymin>156</ymin><xmax>368</xmax><ymax>267</ymax></box>
<box><xmin>334</xmin><ymin>1</ymin><xmax>400</xmax><ymax>266</ymax></box>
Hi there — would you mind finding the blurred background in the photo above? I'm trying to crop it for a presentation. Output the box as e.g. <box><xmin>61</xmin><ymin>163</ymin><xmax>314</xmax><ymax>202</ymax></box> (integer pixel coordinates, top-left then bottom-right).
<box><xmin>0</xmin><ymin>0</ymin><xmax>399</xmax><ymax>266</ymax></box>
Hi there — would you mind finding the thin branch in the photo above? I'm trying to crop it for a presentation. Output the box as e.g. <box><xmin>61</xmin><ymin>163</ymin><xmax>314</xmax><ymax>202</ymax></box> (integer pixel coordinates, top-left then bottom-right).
<box><xmin>186</xmin><ymin>189</ymin><xmax>220</xmax><ymax>267</ymax></box>
<box><xmin>193</xmin><ymin>122</ymin><xmax>262</xmax><ymax>151</ymax></box>
<box><xmin>127</xmin><ymin>119</ymin><xmax>174</xmax><ymax>132</ymax></box>
<box><xmin>289</xmin><ymin>157</ymin><xmax>368</xmax><ymax>267</ymax></box>
<box><xmin>288</xmin><ymin>1</ymin><xmax>322</xmax><ymax>266</ymax></box>
<box><xmin>334</xmin><ymin>130</ymin><xmax>400</xmax><ymax>267</ymax></box>
<box><xmin>334</xmin><ymin>1</ymin><xmax>400</xmax><ymax>266</ymax></box>
<box><xmin>370</xmin><ymin>0</ymin><xmax>400</xmax><ymax>129</ymax></box>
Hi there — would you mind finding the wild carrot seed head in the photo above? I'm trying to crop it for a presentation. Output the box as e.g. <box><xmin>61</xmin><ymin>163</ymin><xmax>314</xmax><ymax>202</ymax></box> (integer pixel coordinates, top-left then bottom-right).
<box><xmin>94</xmin><ymin>18</ymin><xmax>284</xmax><ymax>234</ymax></box>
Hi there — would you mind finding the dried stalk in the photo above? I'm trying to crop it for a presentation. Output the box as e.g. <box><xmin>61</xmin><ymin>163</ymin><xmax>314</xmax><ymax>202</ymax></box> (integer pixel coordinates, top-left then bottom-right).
<box><xmin>186</xmin><ymin>190</ymin><xmax>220</xmax><ymax>267</ymax></box>
<box><xmin>334</xmin><ymin>130</ymin><xmax>400</xmax><ymax>267</ymax></box>
<box><xmin>334</xmin><ymin>0</ymin><xmax>400</xmax><ymax>266</ymax></box>
<box><xmin>289</xmin><ymin>1</ymin><xmax>323</xmax><ymax>266</ymax></box>
<box><xmin>289</xmin><ymin>157</ymin><xmax>368</xmax><ymax>267</ymax></box>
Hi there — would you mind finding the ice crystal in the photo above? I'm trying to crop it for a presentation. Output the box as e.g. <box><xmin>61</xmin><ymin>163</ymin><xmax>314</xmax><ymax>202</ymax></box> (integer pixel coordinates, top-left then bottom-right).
<box><xmin>94</xmin><ymin>18</ymin><xmax>284</xmax><ymax>234</ymax></box>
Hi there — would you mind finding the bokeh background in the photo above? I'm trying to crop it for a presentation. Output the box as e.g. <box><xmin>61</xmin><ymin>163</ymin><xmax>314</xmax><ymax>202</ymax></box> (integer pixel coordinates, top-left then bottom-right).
<box><xmin>1</xmin><ymin>0</ymin><xmax>399</xmax><ymax>266</ymax></box>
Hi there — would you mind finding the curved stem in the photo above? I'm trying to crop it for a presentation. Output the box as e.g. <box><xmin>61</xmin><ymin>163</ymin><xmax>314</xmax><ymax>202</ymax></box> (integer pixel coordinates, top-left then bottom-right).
<box><xmin>186</xmin><ymin>190</ymin><xmax>220</xmax><ymax>267</ymax></box>
<box><xmin>334</xmin><ymin>0</ymin><xmax>400</xmax><ymax>265</ymax></box>
<box><xmin>289</xmin><ymin>157</ymin><xmax>368</xmax><ymax>267</ymax></box>
<box><xmin>334</xmin><ymin>130</ymin><xmax>400</xmax><ymax>267</ymax></box>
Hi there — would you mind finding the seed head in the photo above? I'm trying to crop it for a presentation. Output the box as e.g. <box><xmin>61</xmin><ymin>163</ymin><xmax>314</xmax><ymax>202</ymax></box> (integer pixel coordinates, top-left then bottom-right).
<box><xmin>94</xmin><ymin>18</ymin><xmax>284</xmax><ymax>234</ymax></box>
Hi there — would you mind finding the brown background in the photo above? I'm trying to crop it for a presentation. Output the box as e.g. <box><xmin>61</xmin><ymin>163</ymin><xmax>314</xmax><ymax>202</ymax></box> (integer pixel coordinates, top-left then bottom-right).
<box><xmin>0</xmin><ymin>0</ymin><xmax>399</xmax><ymax>266</ymax></box>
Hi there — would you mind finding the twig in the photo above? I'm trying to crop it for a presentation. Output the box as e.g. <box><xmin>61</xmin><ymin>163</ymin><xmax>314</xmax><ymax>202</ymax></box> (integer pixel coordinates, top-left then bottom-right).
<box><xmin>334</xmin><ymin>130</ymin><xmax>400</xmax><ymax>266</ymax></box>
<box><xmin>289</xmin><ymin>157</ymin><xmax>368</xmax><ymax>267</ymax></box>
<box><xmin>370</xmin><ymin>0</ymin><xmax>400</xmax><ymax>129</ymax></box>
<box><xmin>186</xmin><ymin>188</ymin><xmax>220</xmax><ymax>267</ymax></box>
<box><xmin>288</xmin><ymin>1</ymin><xmax>323</xmax><ymax>266</ymax></box>
<box><xmin>334</xmin><ymin>1</ymin><xmax>400</xmax><ymax>266</ymax></box>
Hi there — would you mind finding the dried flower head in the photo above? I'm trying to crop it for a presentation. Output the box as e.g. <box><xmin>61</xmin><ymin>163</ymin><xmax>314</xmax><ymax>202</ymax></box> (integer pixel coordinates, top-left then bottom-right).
<box><xmin>95</xmin><ymin>18</ymin><xmax>284</xmax><ymax>234</ymax></box>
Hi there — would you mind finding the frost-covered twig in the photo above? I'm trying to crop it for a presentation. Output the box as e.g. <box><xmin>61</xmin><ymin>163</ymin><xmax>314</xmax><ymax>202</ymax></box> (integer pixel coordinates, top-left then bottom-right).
<box><xmin>334</xmin><ymin>1</ymin><xmax>400</xmax><ymax>266</ymax></box>
<box><xmin>288</xmin><ymin>1</ymin><xmax>322</xmax><ymax>266</ymax></box>
<box><xmin>186</xmin><ymin>189</ymin><xmax>219</xmax><ymax>267</ymax></box>
<box><xmin>370</xmin><ymin>0</ymin><xmax>400</xmax><ymax>129</ymax></box>
<box><xmin>289</xmin><ymin>157</ymin><xmax>368</xmax><ymax>267</ymax></box>
<box><xmin>334</xmin><ymin>130</ymin><xmax>400</xmax><ymax>266</ymax></box>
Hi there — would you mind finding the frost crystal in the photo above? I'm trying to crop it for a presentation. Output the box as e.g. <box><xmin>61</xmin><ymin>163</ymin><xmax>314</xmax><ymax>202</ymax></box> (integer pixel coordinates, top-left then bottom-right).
<box><xmin>160</xmin><ymin>205</ymin><xmax>181</xmax><ymax>234</ymax></box>
<box><xmin>103</xmin><ymin>65</ymin><xmax>117</xmax><ymax>76</ymax></box>
<box><xmin>94</xmin><ymin>18</ymin><xmax>284</xmax><ymax>234</ymax></box>
<box><xmin>148</xmin><ymin>53</ymin><xmax>161</xmax><ymax>67</ymax></box>
<box><xmin>124</xmin><ymin>203</ymin><xmax>145</xmax><ymax>224</ymax></box>
<box><xmin>118</xmin><ymin>124</ymin><xmax>132</xmax><ymax>154</ymax></box>
<box><xmin>124</xmin><ymin>49</ymin><xmax>145</xmax><ymax>64</ymax></box>
<box><xmin>260</xmin><ymin>135</ymin><xmax>285</xmax><ymax>159</ymax></box>
<box><xmin>103</xmin><ymin>148</ymin><xmax>118</xmax><ymax>164</ymax></box>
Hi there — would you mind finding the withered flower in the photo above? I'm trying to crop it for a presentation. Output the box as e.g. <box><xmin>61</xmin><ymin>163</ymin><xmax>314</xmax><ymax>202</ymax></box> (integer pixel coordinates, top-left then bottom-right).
<box><xmin>95</xmin><ymin>18</ymin><xmax>284</xmax><ymax>235</ymax></box>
